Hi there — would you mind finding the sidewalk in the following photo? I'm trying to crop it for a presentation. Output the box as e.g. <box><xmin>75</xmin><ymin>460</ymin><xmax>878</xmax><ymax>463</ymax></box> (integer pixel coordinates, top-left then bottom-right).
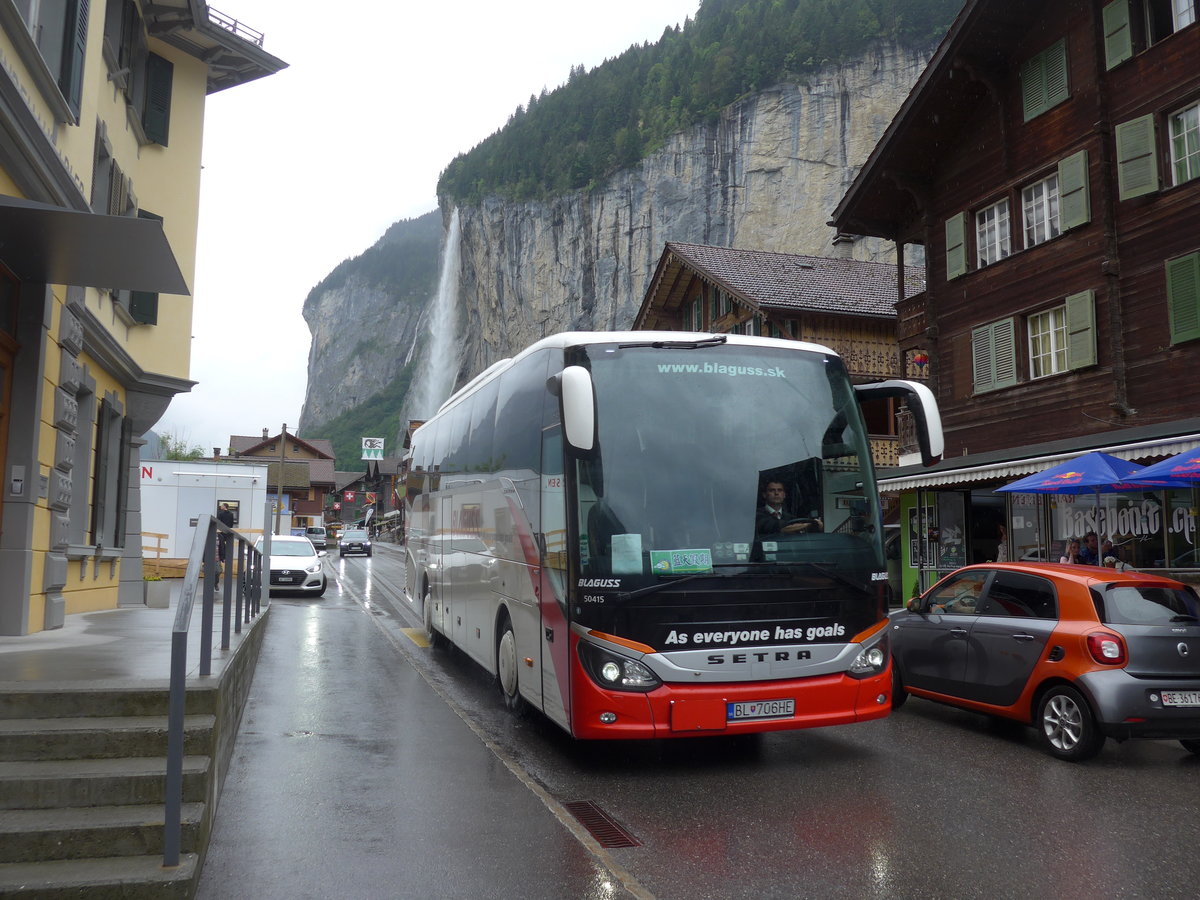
<box><xmin>0</xmin><ymin>581</ymin><xmax>252</xmax><ymax>690</ymax></box>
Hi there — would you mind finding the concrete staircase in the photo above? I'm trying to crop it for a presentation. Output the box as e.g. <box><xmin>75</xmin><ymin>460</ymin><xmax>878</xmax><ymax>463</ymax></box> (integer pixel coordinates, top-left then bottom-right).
<box><xmin>0</xmin><ymin>688</ymin><xmax>213</xmax><ymax>898</ymax></box>
<box><xmin>0</xmin><ymin>609</ymin><xmax>267</xmax><ymax>899</ymax></box>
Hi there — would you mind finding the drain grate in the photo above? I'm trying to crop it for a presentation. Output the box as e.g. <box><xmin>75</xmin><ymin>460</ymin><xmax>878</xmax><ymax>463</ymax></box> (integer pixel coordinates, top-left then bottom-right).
<box><xmin>563</xmin><ymin>800</ymin><xmax>642</xmax><ymax>848</ymax></box>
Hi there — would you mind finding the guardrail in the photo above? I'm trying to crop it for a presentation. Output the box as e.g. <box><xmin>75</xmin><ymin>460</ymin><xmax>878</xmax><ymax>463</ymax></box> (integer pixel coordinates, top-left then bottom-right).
<box><xmin>162</xmin><ymin>508</ymin><xmax>270</xmax><ymax>867</ymax></box>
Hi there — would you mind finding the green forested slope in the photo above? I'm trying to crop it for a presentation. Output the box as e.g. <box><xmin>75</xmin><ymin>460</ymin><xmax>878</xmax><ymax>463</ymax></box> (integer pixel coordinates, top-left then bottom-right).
<box><xmin>439</xmin><ymin>0</ymin><xmax>962</xmax><ymax>203</ymax></box>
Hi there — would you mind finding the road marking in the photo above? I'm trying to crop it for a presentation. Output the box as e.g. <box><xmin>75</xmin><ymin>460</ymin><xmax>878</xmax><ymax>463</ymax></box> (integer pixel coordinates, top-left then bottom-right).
<box><xmin>400</xmin><ymin>627</ymin><xmax>430</xmax><ymax>647</ymax></box>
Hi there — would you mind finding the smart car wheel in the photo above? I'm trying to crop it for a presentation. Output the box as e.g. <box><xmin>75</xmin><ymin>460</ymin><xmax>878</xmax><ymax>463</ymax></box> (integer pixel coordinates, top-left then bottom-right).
<box><xmin>1181</xmin><ymin>739</ymin><xmax>1200</xmax><ymax>755</ymax></box>
<box><xmin>496</xmin><ymin>615</ymin><xmax>527</xmax><ymax>716</ymax></box>
<box><xmin>891</xmin><ymin>660</ymin><xmax>909</xmax><ymax>710</ymax></box>
<box><xmin>1036</xmin><ymin>685</ymin><xmax>1104</xmax><ymax>762</ymax></box>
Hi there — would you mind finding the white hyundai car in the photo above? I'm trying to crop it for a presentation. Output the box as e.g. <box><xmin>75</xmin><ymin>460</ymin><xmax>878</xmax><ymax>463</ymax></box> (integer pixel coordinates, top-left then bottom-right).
<box><xmin>255</xmin><ymin>534</ymin><xmax>327</xmax><ymax>596</ymax></box>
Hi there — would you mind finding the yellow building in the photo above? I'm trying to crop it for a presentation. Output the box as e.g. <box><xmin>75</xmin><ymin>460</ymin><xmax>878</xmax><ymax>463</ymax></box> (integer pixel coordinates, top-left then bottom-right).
<box><xmin>1</xmin><ymin>2</ymin><xmax>285</xmax><ymax>634</ymax></box>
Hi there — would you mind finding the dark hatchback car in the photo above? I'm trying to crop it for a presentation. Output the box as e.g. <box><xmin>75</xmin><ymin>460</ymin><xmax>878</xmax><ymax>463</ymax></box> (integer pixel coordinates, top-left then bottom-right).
<box><xmin>891</xmin><ymin>562</ymin><xmax>1200</xmax><ymax>761</ymax></box>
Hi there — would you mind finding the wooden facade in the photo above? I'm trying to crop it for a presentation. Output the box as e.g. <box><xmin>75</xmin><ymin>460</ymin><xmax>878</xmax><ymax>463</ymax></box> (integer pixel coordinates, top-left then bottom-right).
<box><xmin>834</xmin><ymin>0</ymin><xmax>1200</xmax><ymax>459</ymax></box>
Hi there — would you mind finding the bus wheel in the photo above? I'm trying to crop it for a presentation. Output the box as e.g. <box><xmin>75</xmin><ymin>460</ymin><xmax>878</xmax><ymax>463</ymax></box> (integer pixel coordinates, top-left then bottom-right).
<box><xmin>497</xmin><ymin>616</ymin><xmax>527</xmax><ymax>716</ymax></box>
<box><xmin>422</xmin><ymin>588</ymin><xmax>443</xmax><ymax>648</ymax></box>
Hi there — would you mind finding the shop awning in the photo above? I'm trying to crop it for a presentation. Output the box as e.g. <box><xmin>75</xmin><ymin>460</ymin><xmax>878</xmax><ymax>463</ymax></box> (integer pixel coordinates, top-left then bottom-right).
<box><xmin>879</xmin><ymin>430</ymin><xmax>1200</xmax><ymax>493</ymax></box>
<box><xmin>0</xmin><ymin>194</ymin><xmax>189</xmax><ymax>295</ymax></box>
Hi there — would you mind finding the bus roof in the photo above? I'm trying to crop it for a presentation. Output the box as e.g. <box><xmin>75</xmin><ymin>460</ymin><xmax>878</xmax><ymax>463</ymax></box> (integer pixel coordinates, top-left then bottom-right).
<box><xmin>429</xmin><ymin>330</ymin><xmax>839</xmax><ymax>421</ymax></box>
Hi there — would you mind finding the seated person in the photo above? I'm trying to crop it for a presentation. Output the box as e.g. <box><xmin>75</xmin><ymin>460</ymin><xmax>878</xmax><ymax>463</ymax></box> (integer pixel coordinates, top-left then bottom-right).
<box><xmin>755</xmin><ymin>481</ymin><xmax>822</xmax><ymax>536</ymax></box>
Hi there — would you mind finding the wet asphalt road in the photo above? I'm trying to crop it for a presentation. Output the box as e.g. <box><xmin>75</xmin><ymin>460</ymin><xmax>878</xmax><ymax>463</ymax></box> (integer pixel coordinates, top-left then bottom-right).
<box><xmin>199</xmin><ymin>542</ymin><xmax>1200</xmax><ymax>900</ymax></box>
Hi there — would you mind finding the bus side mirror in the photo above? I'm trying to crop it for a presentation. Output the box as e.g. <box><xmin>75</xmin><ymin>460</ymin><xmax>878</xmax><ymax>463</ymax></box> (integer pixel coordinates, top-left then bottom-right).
<box><xmin>853</xmin><ymin>379</ymin><xmax>944</xmax><ymax>467</ymax></box>
<box><xmin>553</xmin><ymin>366</ymin><xmax>596</xmax><ymax>452</ymax></box>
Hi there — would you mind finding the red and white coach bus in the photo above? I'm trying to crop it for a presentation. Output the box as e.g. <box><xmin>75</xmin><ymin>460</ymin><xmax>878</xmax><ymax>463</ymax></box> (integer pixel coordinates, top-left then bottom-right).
<box><xmin>403</xmin><ymin>331</ymin><xmax>942</xmax><ymax>739</ymax></box>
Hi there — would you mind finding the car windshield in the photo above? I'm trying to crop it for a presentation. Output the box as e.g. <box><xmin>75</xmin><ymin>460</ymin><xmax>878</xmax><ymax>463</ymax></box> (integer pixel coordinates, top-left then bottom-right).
<box><xmin>1100</xmin><ymin>585</ymin><xmax>1200</xmax><ymax>624</ymax></box>
<box><xmin>343</xmin><ymin>530</ymin><xmax>368</xmax><ymax>540</ymax></box>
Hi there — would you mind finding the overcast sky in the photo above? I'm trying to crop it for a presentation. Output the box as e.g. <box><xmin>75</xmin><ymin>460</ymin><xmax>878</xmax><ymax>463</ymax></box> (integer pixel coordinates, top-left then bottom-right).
<box><xmin>154</xmin><ymin>0</ymin><xmax>701</xmax><ymax>456</ymax></box>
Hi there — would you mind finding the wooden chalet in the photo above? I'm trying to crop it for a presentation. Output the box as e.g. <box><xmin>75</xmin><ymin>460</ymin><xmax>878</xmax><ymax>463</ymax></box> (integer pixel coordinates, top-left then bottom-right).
<box><xmin>636</xmin><ymin>242</ymin><xmax>928</xmax><ymax>469</ymax></box>
<box><xmin>227</xmin><ymin>429</ymin><xmax>336</xmax><ymax>527</ymax></box>
<box><xmin>830</xmin><ymin>0</ymin><xmax>1200</xmax><ymax>588</ymax></box>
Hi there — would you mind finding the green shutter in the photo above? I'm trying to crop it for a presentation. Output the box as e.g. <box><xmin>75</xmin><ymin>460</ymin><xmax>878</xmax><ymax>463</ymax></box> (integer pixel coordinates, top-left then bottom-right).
<box><xmin>143</xmin><ymin>53</ymin><xmax>173</xmax><ymax>146</ymax></box>
<box><xmin>973</xmin><ymin>319</ymin><xmax>1017</xmax><ymax>393</ymax></box>
<box><xmin>1115</xmin><ymin>115</ymin><xmax>1159</xmax><ymax>199</ymax></box>
<box><xmin>1167</xmin><ymin>252</ymin><xmax>1200</xmax><ymax>344</ymax></box>
<box><xmin>1020</xmin><ymin>54</ymin><xmax>1046</xmax><ymax>122</ymax></box>
<box><xmin>1102</xmin><ymin>1</ymin><xmax>1133</xmax><ymax>70</ymax></box>
<box><xmin>1058</xmin><ymin>150</ymin><xmax>1091</xmax><ymax>230</ymax></box>
<box><xmin>1044</xmin><ymin>40</ymin><xmax>1069</xmax><ymax>109</ymax></box>
<box><xmin>972</xmin><ymin>323</ymin><xmax>995</xmax><ymax>392</ymax></box>
<box><xmin>1065</xmin><ymin>290</ymin><xmax>1096</xmax><ymax>369</ymax></box>
<box><xmin>945</xmin><ymin>212</ymin><xmax>967</xmax><ymax>280</ymax></box>
<box><xmin>1022</xmin><ymin>41</ymin><xmax>1070</xmax><ymax>122</ymax></box>
<box><xmin>130</xmin><ymin>291</ymin><xmax>158</xmax><ymax>325</ymax></box>
<box><xmin>992</xmin><ymin>318</ymin><xmax>1018</xmax><ymax>388</ymax></box>
<box><xmin>60</xmin><ymin>0</ymin><xmax>90</xmax><ymax>119</ymax></box>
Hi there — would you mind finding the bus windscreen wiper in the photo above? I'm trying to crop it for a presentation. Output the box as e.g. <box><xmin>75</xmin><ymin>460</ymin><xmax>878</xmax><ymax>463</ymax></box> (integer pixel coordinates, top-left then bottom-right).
<box><xmin>617</xmin><ymin>335</ymin><xmax>728</xmax><ymax>350</ymax></box>
<box><xmin>614</xmin><ymin>572</ymin><xmax>720</xmax><ymax>602</ymax></box>
<box><xmin>738</xmin><ymin>560</ymin><xmax>870</xmax><ymax>595</ymax></box>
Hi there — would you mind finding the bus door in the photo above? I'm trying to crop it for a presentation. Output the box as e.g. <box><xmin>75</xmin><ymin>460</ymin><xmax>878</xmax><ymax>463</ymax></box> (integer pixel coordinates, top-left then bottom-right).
<box><xmin>539</xmin><ymin>425</ymin><xmax>570</xmax><ymax>729</ymax></box>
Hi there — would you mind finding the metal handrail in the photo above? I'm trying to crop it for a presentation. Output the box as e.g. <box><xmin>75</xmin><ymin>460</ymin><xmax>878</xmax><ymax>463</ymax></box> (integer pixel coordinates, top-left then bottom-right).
<box><xmin>163</xmin><ymin>506</ymin><xmax>270</xmax><ymax>867</ymax></box>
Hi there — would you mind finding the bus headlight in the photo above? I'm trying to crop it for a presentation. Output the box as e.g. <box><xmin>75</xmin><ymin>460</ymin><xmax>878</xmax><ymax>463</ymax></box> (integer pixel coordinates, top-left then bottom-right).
<box><xmin>847</xmin><ymin>632</ymin><xmax>889</xmax><ymax>679</ymax></box>
<box><xmin>578</xmin><ymin>641</ymin><xmax>661</xmax><ymax>692</ymax></box>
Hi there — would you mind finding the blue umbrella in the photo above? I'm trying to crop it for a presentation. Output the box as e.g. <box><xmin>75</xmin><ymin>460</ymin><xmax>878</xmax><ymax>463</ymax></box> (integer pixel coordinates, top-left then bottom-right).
<box><xmin>995</xmin><ymin>451</ymin><xmax>1171</xmax><ymax>495</ymax></box>
<box><xmin>996</xmin><ymin>451</ymin><xmax>1173</xmax><ymax>562</ymax></box>
<box><xmin>1132</xmin><ymin>446</ymin><xmax>1200</xmax><ymax>485</ymax></box>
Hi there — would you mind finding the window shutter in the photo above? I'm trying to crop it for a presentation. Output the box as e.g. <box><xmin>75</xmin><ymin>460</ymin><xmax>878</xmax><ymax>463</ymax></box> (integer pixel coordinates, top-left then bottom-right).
<box><xmin>992</xmin><ymin>318</ymin><xmax>1017</xmax><ymax>388</ymax></box>
<box><xmin>1115</xmin><ymin>115</ymin><xmax>1159</xmax><ymax>199</ymax></box>
<box><xmin>973</xmin><ymin>319</ymin><xmax>1017</xmax><ymax>393</ymax></box>
<box><xmin>1043</xmin><ymin>40</ymin><xmax>1069</xmax><ymax>110</ymax></box>
<box><xmin>1102</xmin><ymin>1</ymin><xmax>1133</xmax><ymax>70</ymax></box>
<box><xmin>1166</xmin><ymin>252</ymin><xmax>1200</xmax><ymax>344</ymax></box>
<box><xmin>61</xmin><ymin>0</ymin><xmax>91</xmax><ymax>120</ymax></box>
<box><xmin>1020</xmin><ymin>54</ymin><xmax>1046</xmax><ymax>122</ymax></box>
<box><xmin>1065</xmin><ymin>290</ymin><xmax>1097</xmax><ymax>369</ymax></box>
<box><xmin>945</xmin><ymin>212</ymin><xmax>967</xmax><ymax>280</ymax></box>
<box><xmin>130</xmin><ymin>291</ymin><xmax>159</xmax><ymax>324</ymax></box>
<box><xmin>1058</xmin><ymin>150</ymin><xmax>1091</xmax><ymax>230</ymax></box>
<box><xmin>142</xmin><ymin>53</ymin><xmax>173</xmax><ymax>146</ymax></box>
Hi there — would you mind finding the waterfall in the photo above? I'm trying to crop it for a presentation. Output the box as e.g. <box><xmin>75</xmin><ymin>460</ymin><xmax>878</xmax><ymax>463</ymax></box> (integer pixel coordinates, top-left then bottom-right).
<box><xmin>409</xmin><ymin>208</ymin><xmax>462</xmax><ymax>419</ymax></box>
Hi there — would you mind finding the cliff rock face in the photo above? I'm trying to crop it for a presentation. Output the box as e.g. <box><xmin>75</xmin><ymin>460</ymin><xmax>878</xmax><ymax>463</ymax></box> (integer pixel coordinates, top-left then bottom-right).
<box><xmin>299</xmin><ymin>212</ymin><xmax>441</xmax><ymax>433</ymax></box>
<box><xmin>301</xmin><ymin>43</ymin><xmax>931</xmax><ymax>432</ymax></box>
<box><xmin>451</xmin><ymin>42</ymin><xmax>929</xmax><ymax>383</ymax></box>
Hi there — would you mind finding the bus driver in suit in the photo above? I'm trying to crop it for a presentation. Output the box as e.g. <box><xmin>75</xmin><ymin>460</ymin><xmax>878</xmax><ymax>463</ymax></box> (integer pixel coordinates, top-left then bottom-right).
<box><xmin>756</xmin><ymin>481</ymin><xmax>822</xmax><ymax>535</ymax></box>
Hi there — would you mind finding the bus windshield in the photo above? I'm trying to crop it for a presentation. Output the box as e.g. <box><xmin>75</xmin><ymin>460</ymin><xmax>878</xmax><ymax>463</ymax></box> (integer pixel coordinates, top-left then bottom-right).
<box><xmin>571</xmin><ymin>342</ymin><xmax>882</xmax><ymax>584</ymax></box>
